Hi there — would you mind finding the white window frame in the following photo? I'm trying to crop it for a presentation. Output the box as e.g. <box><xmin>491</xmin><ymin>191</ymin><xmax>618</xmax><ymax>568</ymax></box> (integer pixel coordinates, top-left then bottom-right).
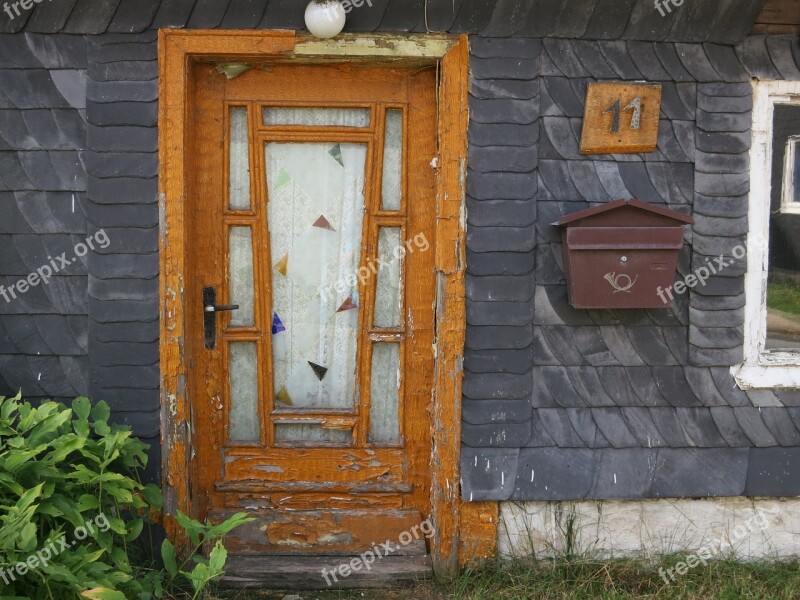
<box><xmin>781</xmin><ymin>135</ymin><xmax>800</xmax><ymax>214</ymax></box>
<box><xmin>732</xmin><ymin>80</ymin><xmax>800</xmax><ymax>389</ymax></box>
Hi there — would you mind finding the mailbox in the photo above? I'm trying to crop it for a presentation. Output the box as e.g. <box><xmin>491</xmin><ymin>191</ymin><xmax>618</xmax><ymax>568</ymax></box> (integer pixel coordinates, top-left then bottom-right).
<box><xmin>555</xmin><ymin>198</ymin><xmax>693</xmax><ymax>309</ymax></box>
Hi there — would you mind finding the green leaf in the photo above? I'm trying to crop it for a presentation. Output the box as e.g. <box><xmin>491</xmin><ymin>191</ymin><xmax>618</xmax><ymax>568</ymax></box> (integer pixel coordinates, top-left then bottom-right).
<box><xmin>72</xmin><ymin>396</ymin><xmax>91</xmax><ymax>420</ymax></box>
<box><xmin>125</xmin><ymin>518</ymin><xmax>144</xmax><ymax>542</ymax></box>
<box><xmin>161</xmin><ymin>538</ymin><xmax>178</xmax><ymax>577</ymax></box>
<box><xmin>81</xmin><ymin>587</ymin><xmax>126</xmax><ymax>600</ymax></box>
<box><xmin>208</xmin><ymin>539</ymin><xmax>228</xmax><ymax>574</ymax></box>
<box><xmin>206</xmin><ymin>512</ymin><xmax>255</xmax><ymax>538</ymax></box>
<box><xmin>175</xmin><ymin>512</ymin><xmax>204</xmax><ymax>546</ymax></box>
<box><xmin>91</xmin><ymin>400</ymin><xmax>111</xmax><ymax>424</ymax></box>
<box><xmin>142</xmin><ymin>484</ymin><xmax>163</xmax><ymax>510</ymax></box>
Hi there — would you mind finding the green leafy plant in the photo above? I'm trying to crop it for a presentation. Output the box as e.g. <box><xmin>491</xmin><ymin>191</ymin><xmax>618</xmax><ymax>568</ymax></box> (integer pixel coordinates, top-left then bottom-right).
<box><xmin>0</xmin><ymin>392</ymin><xmax>252</xmax><ymax>599</ymax></box>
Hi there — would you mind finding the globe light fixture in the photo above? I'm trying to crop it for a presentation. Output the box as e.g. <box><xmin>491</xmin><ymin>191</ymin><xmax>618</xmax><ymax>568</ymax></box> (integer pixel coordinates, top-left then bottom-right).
<box><xmin>304</xmin><ymin>0</ymin><xmax>346</xmax><ymax>39</ymax></box>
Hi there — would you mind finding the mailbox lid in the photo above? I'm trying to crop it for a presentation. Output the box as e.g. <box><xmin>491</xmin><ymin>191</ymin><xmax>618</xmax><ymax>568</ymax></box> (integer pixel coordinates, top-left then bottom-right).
<box><xmin>555</xmin><ymin>198</ymin><xmax>694</xmax><ymax>228</ymax></box>
<box><xmin>565</xmin><ymin>227</ymin><xmax>685</xmax><ymax>250</ymax></box>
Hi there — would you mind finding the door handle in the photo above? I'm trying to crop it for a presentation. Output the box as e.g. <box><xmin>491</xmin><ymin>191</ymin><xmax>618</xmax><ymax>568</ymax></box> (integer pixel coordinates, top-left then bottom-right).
<box><xmin>203</xmin><ymin>286</ymin><xmax>239</xmax><ymax>349</ymax></box>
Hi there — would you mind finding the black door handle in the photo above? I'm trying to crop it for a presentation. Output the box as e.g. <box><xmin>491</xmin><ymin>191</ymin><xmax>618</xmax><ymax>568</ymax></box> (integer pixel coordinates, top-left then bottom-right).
<box><xmin>203</xmin><ymin>286</ymin><xmax>239</xmax><ymax>349</ymax></box>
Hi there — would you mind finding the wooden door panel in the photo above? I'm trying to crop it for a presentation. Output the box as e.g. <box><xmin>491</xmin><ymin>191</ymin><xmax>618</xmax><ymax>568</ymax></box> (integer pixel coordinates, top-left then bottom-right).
<box><xmin>189</xmin><ymin>61</ymin><xmax>437</xmax><ymax>554</ymax></box>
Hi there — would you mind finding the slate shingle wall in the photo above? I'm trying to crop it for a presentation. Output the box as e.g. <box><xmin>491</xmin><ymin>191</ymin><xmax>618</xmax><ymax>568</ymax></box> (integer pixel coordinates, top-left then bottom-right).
<box><xmin>461</xmin><ymin>34</ymin><xmax>800</xmax><ymax>502</ymax></box>
<box><xmin>0</xmin><ymin>34</ymin><xmax>89</xmax><ymax>403</ymax></box>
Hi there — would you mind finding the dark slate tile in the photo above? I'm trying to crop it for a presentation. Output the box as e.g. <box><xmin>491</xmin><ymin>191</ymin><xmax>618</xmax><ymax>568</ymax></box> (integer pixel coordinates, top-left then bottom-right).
<box><xmin>693</xmin><ymin>193</ymin><xmax>748</xmax><ymax>218</ymax></box>
<box><xmin>63</xmin><ymin>0</ymin><xmax>121</xmax><ymax>34</ymax></box>
<box><xmin>534</xmin><ymin>243</ymin><xmax>564</xmax><ymax>285</ymax></box>
<box><xmin>537</xmin><ymin>161</ymin><xmax>582</xmax><ymax>200</ymax></box>
<box><xmin>684</xmin><ymin>366</ymin><xmax>736</xmax><ymax>407</ymax></box>
<box><xmin>597</xmin><ymin>40</ymin><xmax>643</xmax><ymax>79</ymax></box>
<box><xmin>534</xmin><ymin>328</ymin><xmax>586</xmax><ymax>366</ymax></box>
<box><xmin>746</xmin><ymin>390</ymin><xmax>782</xmax><ymax>408</ymax></box>
<box><xmin>627</xmin><ymin>41</ymin><xmax>670</xmax><ymax>80</ymax></box>
<box><xmin>342</xmin><ymin>0</ymin><xmax>389</xmax><ymax>31</ymax></box>
<box><xmin>703</xmin><ymin>43</ymin><xmax>748</xmax><ymax>83</ymax></box>
<box><xmin>89</xmin><ymin>226</ymin><xmax>156</xmax><ymax>255</ymax></box>
<box><xmin>86</xmin><ymin>80</ymin><xmax>157</xmax><ymax>104</ymax></box>
<box><xmin>0</xmin><ymin>5</ymin><xmax>32</xmax><ymax>33</ymax></box>
<box><xmin>542</xmin><ymin>39</ymin><xmax>590</xmax><ymax>78</ymax></box>
<box><xmin>573</xmin><ymin>326</ymin><xmax>620</xmax><ymax>366</ymax></box>
<box><xmin>465</xmin><ymin>347</ymin><xmax>533</xmax><ymax>375</ymax></box>
<box><xmin>92</xmin><ymin>340</ymin><xmax>158</xmax><ymax>367</ymax></box>
<box><xmin>520</xmin><ymin>0</ymin><xmax>595</xmax><ymax>38</ymax></box>
<box><xmin>627</xmin><ymin>367</ymin><xmax>673</xmax><ymax>407</ymax></box>
<box><xmin>86</xmin><ymin>202</ymin><xmax>157</xmax><ymax>228</ymax></box>
<box><xmin>466</xmin><ymin>249</ymin><xmax>535</xmax><ymax>276</ymax></box>
<box><xmin>466</xmin><ymin>273</ymin><xmax>534</xmax><ymax>302</ymax></box>
<box><xmin>86</xmin><ymin>152</ymin><xmax>157</xmax><ymax>179</ymax></box>
<box><xmin>566</xmin><ymin>407</ymin><xmax>611</xmax><ymax>446</ymax></box>
<box><xmin>465</xmin><ymin>324</ymin><xmax>532</xmax><ymax>351</ymax></box>
<box><xmin>533</xmin><ymin>285</ymin><xmax>594</xmax><ymax>325</ymax></box>
<box><xmin>469</xmin><ymin>97</ymin><xmax>538</xmax><ymax>125</ymax></box>
<box><xmin>539</xmin><ymin>116</ymin><xmax>580</xmax><ymax>159</ymax></box>
<box><xmin>469</xmin><ymin>122</ymin><xmax>538</xmax><ymax>147</ymax></box>
<box><xmin>619</xmin><ymin>407</ymin><xmax>667</xmax><ymax>446</ymax></box>
<box><xmin>765</xmin><ymin>35</ymin><xmax>800</xmax><ymax>80</ymax></box>
<box><xmin>463</xmin><ymin>398</ymin><xmax>531</xmax><ymax>427</ymax></box>
<box><xmin>468</xmin><ymin>171</ymin><xmax>536</xmax><ymax>201</ymax></box>
<box><xmin>88</xmin><ymin>298</ymin><xmax>158</xmax><ymax>323</ymax></box>
<box><xmin>654</xmin><ymin>43</ymin><xmax>694</xmax><ymax>81</ymax></box>
<box><xmin>89</xmin><ymin>276</ymin><xmax>158</xmax><ymax>301</ymax></box>
<box><xmin>667</xmin><ymin>0</ymin><xmax>721</xmax><ymax>43</ymax></box>
<box><xmin>776</xmin><ymin>391</ymin><xmax>800</xmax><ymax>408</ymax></box>
<box><xmin>622</xmin><ymin>0</ymin><xmax>674</xmax><ymax>42</ymax></box>
<box><xmin>184</xmin><ymin>0</ymin><xmax>230</xmax><ymax>27</ymax></box>
<box><xmin>695</xmin><ymin>172</ymin><xmax>749</xmax><ymax>199</ymax></box>
<box><xmin>676</xmin><ymin>407</ymin><xmax>729</xmax><ymax>447</ymax></box>
<box><xmin>470</xmin><ymin>77</ymin><xmax>539</xmax><ymax>100</ymax></box>
<box><xmin>0</xmin><ymin>34</ymin><xmax>86</xmax><ymax>68</ymax></box>
<box><xmin>470</xmin><ymin>56</ymin><xmax>539</xmax><ymax>80</ymax></box>
<box><xmin>690</xmin><ymin>291</ymin><xmax>745</xmax><ymax>311</ymax></box>
<box><xmin>478</xmin><ymin>0</ymin><xmax>523</xmax><ymax>37</ymax></box>
<box><xmin>107</xmin><ymin>0</ymin><xmax>159</xmax><ymax>32</ymax></box>
<box><xmin>0</xmin><ymin>69</ymin><xmax>85</xmax><ymax>109</ymax></box>
<box><xmin>625</xmin><ymin>328</ymin><xmax>681</xmax><ymax>366</ymax></box>
<box><xmin>460</xmin><ymin>447</ymin><xmax>519</xmax><ymax>501</ymax></box>
<box><xmin>469</xmin><ymin>144</ymin><xmax>537</xmax><ymax>173</ymax></box>
<box><xmin>583</xmin><ymin>0</ymin><xmax>635</xmax><ymax>40</ymax></box>
<box><xmin>218</xmin><ymin>0</ymin><xmax>269</xmax><ymax>28</ymax></box>
<box><xmin>659</xmin><ymin>82</ymin><xmax>696</xmax><ymax>121</ymax></box>
<box><xmin>708</xmin><ymin>406</ymin><xmax>750</xmax><ymax>446</ymax></box>
<box><xmin>536</xmin><ymin>408</ymin><xmax>585</xmax><ymax>447</ymax></box>
<box><xmin>736</xmin><ymin>36</ymin><xmax>783</xmax><ymax>80</ymax></box>
<box><xmin>462</xmin><ymin>421</ymin><xmax>531</xmax><ymax>447</ymax></box>
<box><xmin>0</xmin><ymin>190</ymin><xmax>86</xmax><ymax>234</ymax></box>
<box><xmin>697</xmin><ymin>92</ymin><xmax>751</xmax><ymax>114</ymax></box>
<box><xmin>88</xmin><ymin>252</ymin><xmax>158</xmax><ymax>279</ymax></box>
<box><xmin>109</xmin><ymin>409</ymin><xmax>159</xmax><ymax>437</ymax></box>
<box><xmin>88</xmin><ymin>101</ymin><xmax>157</xmax><ymax>127</ymax></box>
<box><xmin>689</xmin><ymin>307</ymin><xmax>744</xmax><ymax>329</ymax></box>
<box><xmin>591</xmin><ymin>407</ymin><xmax>639</xmax><ymax>448</ymax></box>
<box><xmin>468</xmin><ymin>198</ymin><xmax>536</xmax><ymax>228</ymax></box>
<box><xmin>512</xmin><ymin>447</ymin><xmax>594</xmax><ymax>500</ymax></box>
<box><xmin>24</xmin><ymin>0</ymin><xmax>79</xmax><ymax>33</ymax></box>
<box><xmin>150</xmin><ymin>0</ymin><xmax>197</xmax><ymax>27</ymax></box>
<box><xmin>468</xmin><ymin>225</ymin><xmax>536</xmax><ymax>252</ymax></box>
<box><xmin>463</xmin><ymin>371</ymin><xmax>532</xmax><ymax>401</ymax></box>
<box><xmin>591</xmin><ymin>449</ymin><xmax>658</xmax><ymax>498</ymax></box>
<box><xmin>524</xmin><ymin>413</ymin><xmax>558</xmax><ymax>445</ymax></box>
<box><xmin>746</xmin><ymin>448</ymin><xmax>800</xmax><ymax>497</ymax></box>
<box><xmin>467</xmin><ymin>298</ymin><xmax>533</xmax><ymax>327</ymax></box>
<box><xmin>652</xmin><ymin>448</ymin><xmax>748</xmax><ymax>497</ymax></box>
<box><xmin>90</xmin><ymin>318</ymin><xmax>158</xmax><ymax>343</ymax></box>
<box><xmin>696</xmin><ymin>131</ymin><xmax>750</xmax><ymax>155</ymax></box>
<box><xmin>88</xmin><ymin>125</ymin><xmax>156</xmax><ymax>153</ymax></box>
<box><xmin>90</xmin><ymin>364</ymin><xmax>158</xmax><ymax>389</ymax></box>
<box><xmin>536</xmin><ymin>366</ymin><xmax>584</xmax><ymax>407</ymax></box>
<box><xmin>0</xmin><ymin>150</ymin><xmax>86</xmax><ymax>191</ymax></box>
<box><xmin>697</xmin><ymin>110</ymin><xmax>752</xmax><ymax>132</ymax></box>
<box><xmin>649</xmin><ymin>366</ymin><xmax>702</xmax><ymax>407</ymax></box>
<box><xmin>0</xmin><ymin>314</ymin><xmax>86</xmax><ymax>355</ymax></box>
<box><xmin>469</xmin><ymin>36</ymin><xmax>542</xmax><ymax>60</ymax></box>
<box><xmin>571</xmin><ymin>41</ymin><xmax>617</xmax><ymax>79</ymax></box>
<box><xmin>87</xmin><ymin>176</ymin><xmax>157</xmax><ymax>204</ymax></box>
<box><xmin>540</xmin><ymin>77</ymin><xmax>583</xmax><ymax>117</ymax></box>
<box><xmin>687</xmin><ymin>344</ymin><xmax>743</xmax><ymax>368</ymax></box>
<box><xmin>707</xmin><ymin>0</ymin><xmax>763</xmax><ymax>44</ymax></box>
<box><xmin>696</xmin><ymin>150</ymin><xmax>749</xmax><ymax>175</ymax></box>
<box><xmin>88</xmin><ymin>60</ymin><xmax>157</xmax><ymax>82</ymax></box>
<box><xmin>760</xmin><ymin>409</ymin><xmax>800</xmax><ymax>446</ymax></box>
<box><xmin>732</xmin><ymin>407</ymin><xmax>778</xmax><ymax>447</ymax></box>
<box><xmin>674</xmin><ymin>43</ymin><xmax>722</xmax><ymax>81</ymax></box>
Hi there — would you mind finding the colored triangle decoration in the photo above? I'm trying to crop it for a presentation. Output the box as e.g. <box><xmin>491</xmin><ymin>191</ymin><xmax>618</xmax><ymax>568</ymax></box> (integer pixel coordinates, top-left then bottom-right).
<box><xmin>274</xmin><ymin>253</ymin><xmax>288</xmax><ymax>276</ymax></box>
<box><xmin>272</xmin><ymin>312</ymin><xmax>286</xmax><ymax>334</ymax></box>
<box><xmin>275</xmin><ymin>386</ymin><xmax>293</xmax><ymax>406</ymax></box>
<box><xmin>308</xmin><ymin>361</ymin><xmax>328</xmax><ymax>381</ymax></box>
<box><xmin>336</xmin><ymin>295</ymin><xmax>358</xmax><ymax>313</ymax></box>
<box><xmin>275</xmin><ymin>168</ymin><xmax>291</xmax><ymax>189</ymax></box>
<box><xmin>312</xmin><ymin>215</ymin><xmax>336</xmax><ymax>231</ymax></box>
<box><xmin>328</xmin><ymin>143</ymin><xmax>344</xmax><ymax>167</ymax></box>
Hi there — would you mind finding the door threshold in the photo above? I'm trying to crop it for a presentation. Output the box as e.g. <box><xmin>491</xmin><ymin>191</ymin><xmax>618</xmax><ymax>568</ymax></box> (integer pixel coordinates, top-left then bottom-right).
<box><xmin>220</xmin><ymin>554</ymin><xmax>433</xmax><ymax>589</ymax></box>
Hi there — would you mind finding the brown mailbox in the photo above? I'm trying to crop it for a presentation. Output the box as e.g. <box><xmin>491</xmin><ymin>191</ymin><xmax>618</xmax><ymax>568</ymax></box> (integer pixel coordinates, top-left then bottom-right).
<box><xmin>555</xmin><ymin>198</ymin><xmax>693</xmax><ymax>309</ymax></box>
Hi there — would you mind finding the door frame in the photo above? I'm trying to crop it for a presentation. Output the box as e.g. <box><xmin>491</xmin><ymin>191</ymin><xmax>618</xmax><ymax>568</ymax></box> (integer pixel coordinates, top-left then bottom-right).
<box><xmin>159</xmin><ymin>29</ymin><xmax>471</xmax><ymax>576</ymax></box>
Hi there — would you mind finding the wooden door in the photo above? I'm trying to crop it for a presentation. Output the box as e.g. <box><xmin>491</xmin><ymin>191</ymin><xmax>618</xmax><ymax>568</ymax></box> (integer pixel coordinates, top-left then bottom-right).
<box><xmin>186</xmin><ymin>61</ymin><xmax>437</xmax><ymax>555</ymax></box>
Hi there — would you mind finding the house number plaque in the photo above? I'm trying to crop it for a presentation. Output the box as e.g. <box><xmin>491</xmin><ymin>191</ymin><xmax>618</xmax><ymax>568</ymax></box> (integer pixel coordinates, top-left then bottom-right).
<box><xmin>579</xmin><ymin>82</ymin><xmax>662</xmax><ymax>154</ymax></box>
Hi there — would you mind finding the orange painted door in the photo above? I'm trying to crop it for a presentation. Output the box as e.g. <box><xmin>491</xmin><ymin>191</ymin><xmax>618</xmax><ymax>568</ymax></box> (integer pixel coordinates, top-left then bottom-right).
<box><xmin>186</xmin><ymin>61</ymin><xmax>437</xmax><ymax>554</ymax></box>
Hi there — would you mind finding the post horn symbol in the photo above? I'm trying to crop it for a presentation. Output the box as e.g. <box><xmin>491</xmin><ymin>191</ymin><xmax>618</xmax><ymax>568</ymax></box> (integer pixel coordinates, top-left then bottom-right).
<box><xmin>604</xmin><ymin>272</ymin><xmax>638</xmax><ymax>293</ymax></box>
